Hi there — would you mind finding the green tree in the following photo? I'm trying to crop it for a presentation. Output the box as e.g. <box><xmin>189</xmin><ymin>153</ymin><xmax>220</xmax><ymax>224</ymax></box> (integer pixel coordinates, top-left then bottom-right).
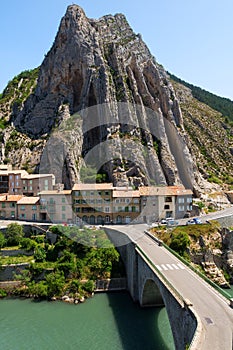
<box><xmin>46</xmin><ymin>271</ymin><xmax>65</xmax><ymax>298</ymax></box>
<box><xmin>83</xmin><ymin>280</ymin><xmax>95</xmax><ymax>293</ymax></box>
<box><xmin>5</xmin><ymin>223</ymin><xmax>24</xmax><ymax>246</ymax></box>
<box><xmin>20</xmin><ymin>238</ymin><xmax>37</xmax><ymax>251</ymax></box>
<box><xmin>0</xmin><ymin>232</ymin><xmax>6</xmax><ymax>248</ymax></box>
<box><xmin>28</xmin><ymin>281</ymin><xmax>48</xmax><ymax>299</ymax></box>
<box><xmin>170</xmin><ymin>231</ymin><xmax>190</xmax><ymax>256</ymax></box>
<box><xmin>34</xmin><ymin>246</ymin><xmax>46</xmax><ymax>262</ymax></box>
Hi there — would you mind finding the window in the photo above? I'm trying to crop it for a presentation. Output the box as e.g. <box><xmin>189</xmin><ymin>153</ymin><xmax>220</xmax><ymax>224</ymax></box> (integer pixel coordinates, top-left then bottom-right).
<box><xmin>179</xmin><ymin>205</ymin><xmax>185</xmax><ymax>211</ymax></box>
<box><xmin>126</xmin><ymin>198</ymin><xmax>130</xmax><ymax>203</ymax></box>
<box><xmin>29</xmin><ymin>186</ymin><xmax>33</xmax><ymax>191</ymax></box>
<box><xmin>2</xmin><ymin>203</ymin><xmax>5</xmax><ymax>208</ymax></box>
<box><xmin>16</xmin><ymin>175</ymin><xmax>19</xmax><ymax>180</ymax></box>
<box><xmin>16</xmin><ymin>182</ymin><xmax>19</xmax><ymax>187</ymax></box>
<box><xmin>105</xmin><ymin>207</ymin><xmax>110</xmax><ymax>213</ymax></box>
<box><xmin>29</xmin><ymin>180</ymin><xmax>33</xmax><ymax>184</ymax></box>
<box><xmin>75</xmin><ymin>191</ymin><xmax>80</xmax><ymax>196</ymax></box>
<box><xmin>44</xmin><ymin>179</ymin><xmax>48</xmax><ymax>185</ymax></box>
<box><xmin>9</xmin><ymin>175</ymin><xmax>12</xmax><ymax>179</ymax></box>
<box><xmin>62</xmin><ymin>214</ymin><xmax>66</xmax><ymax>220</ymax></box>
<box><xmin>187</xmin><ymin>197</ymin><xmax>192</xmax><ymax>203</ymax></box>
<box><xmin>11</xmin><ymin>211</ymin><xmax>15</xmax><ymax>218</ymax></box>
<box><xmin>62</xmin><ymin>197</ymin><xmax>65</xmax><ymax>203</ymax></box>
<box><xmin>125</xmin><ymin>206</ymin><xmax>129</xmax><ymax>212</ymax></box>
<box><xmin>21</xmin><ymin>206</ymin><xmax>25</xmax><ymax>211</ymax></box>
<box><xmin>116</xmin><ymin>199</ymin><xmax>120</xmax><ymax>204</ymax></box>
<box><xmin>133</xmin><ymin>199</ymin><xmax>139</xmax><ymax>204</ymax></box>
<box><xmin>32</xmin><ymin>205</ymin><xmax>37</xmax><ymax>210</ymax></box>
<box><xmin>165</xmin><ymin>196</ymin><xmax>172</xmax><ymax>202</ymax></box>
<box><xmin>98</xmin><ymin>191</ymin><xmax>102</xmax><ymax>195</ymax></box>
<box><xmin>164</xmin><ymin>204</ymin><xmax>170</xmax><ymax>210</ymax></box>
<box><xmin>75</xmin><ymin>208</ymin><xmax>81</xmax><ymax>213</ymax></box>
<box><xmin>178</xmin><ymin>198</ymin><xmax>184</xmax><ymax>203</ymax></box>
<box><xmin>90</xmin><ymin>191</ymin><xmax>94</xmax><ymax>196</ymax></box>
<box><xmin>132</xmin><ymin>206</ymin><xmax>136</xmax><ymax>212</ymax></box>
<box><xmin>105</xmin><ymin>191</ymin><xmax>109</xmax><ymax>196</ymax></box>
<box><xmin>23</xmin><ymin>186</ymin><xmax>27</xmax><ymax>190</ymax></box>
<box><xmin>62</xmin><ymin>206</ymin><xmax>66</xmax><ymax>211</ymax></box>
<box><xmin>10</xmin><ymin>203</ymin><xmax>15</xmax><ymax>208</ymax></box>
<box><xmin>23</xmin><ymin>180</ymin><xmax>26</xmax><ymax>184</ymax></box>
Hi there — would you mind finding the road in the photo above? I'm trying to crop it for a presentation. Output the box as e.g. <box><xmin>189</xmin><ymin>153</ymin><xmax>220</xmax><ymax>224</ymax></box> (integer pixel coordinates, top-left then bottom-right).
<box><xmin>112</xmin><ymin>224</ymin><xmax>233</xmax><ymax>350</ymax></box>
<box><xmin>177</xmin><ymin>206</ymin><xmax>233</xmax><ymax>226</ymax></box>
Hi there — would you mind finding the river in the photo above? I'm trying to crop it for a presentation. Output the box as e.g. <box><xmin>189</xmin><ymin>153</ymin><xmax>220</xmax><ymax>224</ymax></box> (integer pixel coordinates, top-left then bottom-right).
<box><xmin>0</xmin><ymin>292</ymin><xmax>175</xmax><ymax>350</ymax></box>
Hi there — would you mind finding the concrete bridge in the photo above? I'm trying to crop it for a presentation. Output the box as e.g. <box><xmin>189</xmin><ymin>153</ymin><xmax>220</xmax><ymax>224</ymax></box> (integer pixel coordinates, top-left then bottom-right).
<box><xmin>105</xmin><ymin>224</ymin><xmax>233</xmax><ymax>350</ymax></box>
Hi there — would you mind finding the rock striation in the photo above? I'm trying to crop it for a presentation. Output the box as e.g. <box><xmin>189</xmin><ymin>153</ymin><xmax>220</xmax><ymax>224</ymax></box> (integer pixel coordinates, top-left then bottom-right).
<box><xmin>0</xmin><ymin>5</ymin><xmax>225</xmax><ymax>192</ymax></box>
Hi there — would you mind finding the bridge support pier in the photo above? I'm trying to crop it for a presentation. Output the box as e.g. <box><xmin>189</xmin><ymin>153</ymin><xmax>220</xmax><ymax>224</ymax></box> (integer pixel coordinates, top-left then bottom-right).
<box><xmin>105</xmin><ymin>228</ymin><xmax>198</xmax><ymax>350</ymax></box>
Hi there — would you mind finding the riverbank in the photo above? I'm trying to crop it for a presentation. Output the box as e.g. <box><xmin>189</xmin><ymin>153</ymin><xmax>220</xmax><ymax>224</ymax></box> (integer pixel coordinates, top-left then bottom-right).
<box><xmin>0</xmin><ymin>277</ymin><xmax>127</xmax><ymax>305</ymax></box>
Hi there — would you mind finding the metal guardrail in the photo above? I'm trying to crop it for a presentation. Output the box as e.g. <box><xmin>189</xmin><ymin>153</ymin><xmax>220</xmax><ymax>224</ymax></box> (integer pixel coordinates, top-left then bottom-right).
<box><xmin>135</xmin><ymin>245</ymin><xmax>186</xmax><ymax>306</ymax></box>
<box><xmin>163</xmin><ymin>242</ymin><xmax>232</xmax><ymax>301</ymax></box>
<box><xmin>144</xmin><ymin>229</ymin><xmax>232</xmax><ymax>301</ymax></box>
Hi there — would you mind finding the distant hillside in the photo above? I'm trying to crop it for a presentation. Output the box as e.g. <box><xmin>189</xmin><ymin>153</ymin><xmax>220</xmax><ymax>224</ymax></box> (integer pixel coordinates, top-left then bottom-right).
<box><xmin>168</xmin><ymin>73</ymin><xmax>233</xmax><ymax>123</ymax></box>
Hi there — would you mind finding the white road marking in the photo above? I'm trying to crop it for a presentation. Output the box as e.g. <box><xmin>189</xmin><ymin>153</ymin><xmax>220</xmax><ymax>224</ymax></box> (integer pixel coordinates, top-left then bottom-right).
<box><xmin>177</xmin><ymin>263</ymin><xmax>185</xmax><ymax>270</ymax></box>
<box><xmin>172</xmin><ymin>264</ymin><xmax>179</xmax><ymax>270</ymax></box>
<box><xmin>156</xmin><ymin>263</ymin><xmax>186</xmax><ymax>271</ymax></box>
<box><xmin>166</xmin><ymin>264</ymin><xmax>174</xmax><ymax>270</ymax></box>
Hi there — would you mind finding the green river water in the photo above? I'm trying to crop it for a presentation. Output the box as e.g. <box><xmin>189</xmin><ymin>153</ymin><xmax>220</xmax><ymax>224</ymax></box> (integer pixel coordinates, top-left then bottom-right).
<box><xmin>0</xmin><ymin>292</ymin><xmax>175</xmax><ymax>350</ymax></box>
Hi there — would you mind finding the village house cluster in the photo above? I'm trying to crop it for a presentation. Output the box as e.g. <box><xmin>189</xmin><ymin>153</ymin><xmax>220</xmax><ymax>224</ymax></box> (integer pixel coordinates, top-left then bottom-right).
<box><xmin>0</xmin><ymin>165</ymin><xmax>193</xmax><ymax>225</ymax></box>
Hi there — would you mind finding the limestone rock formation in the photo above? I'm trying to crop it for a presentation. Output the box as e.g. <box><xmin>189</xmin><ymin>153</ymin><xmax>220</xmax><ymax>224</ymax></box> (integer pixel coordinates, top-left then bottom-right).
<box><xmin>7</xmin><ymin>4</ymin><xmax>202</xmax><ymax>190</ymax></box>
<box><xmin>0</xmin><ymin>5</ymin><xmax>231</xmax><ymax>192</ymax></box>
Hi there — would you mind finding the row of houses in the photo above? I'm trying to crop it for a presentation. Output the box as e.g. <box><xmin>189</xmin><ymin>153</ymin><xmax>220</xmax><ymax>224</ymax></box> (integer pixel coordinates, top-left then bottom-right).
<box><xmin>0</xmin><ymin>172</ymin><xmax>193</xmax><ymax>224</ymax></box>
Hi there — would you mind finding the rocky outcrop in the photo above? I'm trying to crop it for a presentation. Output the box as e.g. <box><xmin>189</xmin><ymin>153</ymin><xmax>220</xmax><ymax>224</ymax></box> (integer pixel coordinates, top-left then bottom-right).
<box><xmin>8</xmin><ymin>4</ymin><xmax>202</xmax><ymax>190</ymax></box>
<box><xmin>171</xmin><ymin>79</ymin><xmax>233</xmax><ymax>192</ymax></box>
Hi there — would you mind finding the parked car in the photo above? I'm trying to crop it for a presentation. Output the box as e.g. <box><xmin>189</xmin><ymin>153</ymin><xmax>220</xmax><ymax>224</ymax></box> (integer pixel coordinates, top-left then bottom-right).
<box><xmin>186</xmin><ymin>219</ymin><xmax>195</xmax><ymax>225</ymax></box>
<box><xmin>193</xmin><ymin>218</ymin><xmax>202</xmax><ymax>224</ymax></box>
<box><xmin>160</xmin><ymin>219</ymin><xmax>167</xmax><ymax>225</ymax></box>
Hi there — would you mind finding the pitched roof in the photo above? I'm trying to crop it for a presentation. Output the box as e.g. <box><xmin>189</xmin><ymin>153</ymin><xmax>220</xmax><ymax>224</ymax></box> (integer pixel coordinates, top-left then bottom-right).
<box><xmin>139</xmin><ymin>186</ymin><xmax>193</xmax><ymax>196</ymax></box>
<box><xmin>72</xmin><ymin>183</ymin><xmax>113</xmax><ymax>191</ymax></box>
<box><xmin>39</xmin><ymin>190</ymin><xmax>72</xmax><ymax>195</ymax></box>
<box><xmin>17</xmin><ymin>196</ymin><xmax>40</xmax><ymax>205</ymax></box>
<box><xmin>112</xmin><ymin>190</ymin><xmax>140</xmax><ymax>198</ymax></box>
<box><xmin>0</xmin><ymin>195</ymin><xmax>23</xmax><ymax>202</ymax></box>
<box><xmin>21</xmin><ymin>173</ymin><xmax>55</xmax><ymax>179</ymax></box>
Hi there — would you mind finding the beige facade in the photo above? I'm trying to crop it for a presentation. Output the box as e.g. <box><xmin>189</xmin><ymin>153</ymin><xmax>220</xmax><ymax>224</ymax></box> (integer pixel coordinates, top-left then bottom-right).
<box><xmin>17</xmin><ymin>197</ymin><xmax>40</xmax><ymax>221</ymax></box>
<box><xmin>139</xmin><ymin>186</ymin><xmax>193</xmax><ymax>223</ymax></box>
<box><xmin>112</xmin><ymin>189</ymin><xmax>141</xmax><ymax>224</ymax></box>
<box><xmin>72</xmin><ymin>183</ymin><xmax>113</xmax><ymax>225</ymax></box>
<box><xmin>39</xmin><ymin>190</ymin><xmax>73</xmax><ymax>224</ymax></box>
<box><xmin>0</xmin><ymin>195</ymin><xmax>23</xmax><ymax>219</ymax></box>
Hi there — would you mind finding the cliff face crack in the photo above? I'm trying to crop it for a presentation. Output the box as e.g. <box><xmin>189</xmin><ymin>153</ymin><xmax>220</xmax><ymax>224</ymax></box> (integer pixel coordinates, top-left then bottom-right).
<box><xmin>2</xmin><ymin>4</ymin><xmax>221</xmax><ymax>193</ymax></box>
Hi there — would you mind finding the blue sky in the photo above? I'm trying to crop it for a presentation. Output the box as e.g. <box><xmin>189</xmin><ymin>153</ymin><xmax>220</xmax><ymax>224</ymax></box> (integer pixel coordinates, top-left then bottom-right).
<box><xmin>1</xmin><ymin>0</ymin><xmax>233</xmax><ymax>100</ymax></box>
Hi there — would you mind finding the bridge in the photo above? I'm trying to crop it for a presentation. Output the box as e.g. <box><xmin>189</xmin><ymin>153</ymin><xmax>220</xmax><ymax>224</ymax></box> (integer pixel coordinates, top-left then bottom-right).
<box><xmin>105</xmin><ymin>224</ymin><xmax>233</xmax><ymax>350</ymax></box>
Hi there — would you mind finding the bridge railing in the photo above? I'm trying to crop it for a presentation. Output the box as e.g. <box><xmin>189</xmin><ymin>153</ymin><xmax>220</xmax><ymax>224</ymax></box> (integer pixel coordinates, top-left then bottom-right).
<box><xmin>163</xmin><ymin>242</ymin><xmax>233</xmax><ymax>301</ymax></box>
<box><xmin>144</xmin><ymin>229</ymin><xmax>232</xmax><ymax>301</ymax></box>
<box><xmin>135</xmin><ymin>245</ymin><xmax>186</xmax><ymax>307</ymax></box>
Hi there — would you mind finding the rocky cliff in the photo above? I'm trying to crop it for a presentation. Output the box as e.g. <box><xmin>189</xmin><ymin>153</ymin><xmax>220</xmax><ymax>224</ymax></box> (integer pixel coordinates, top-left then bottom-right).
<box><xmin>0</xmin><ymin>4</ymin><xmax>232</xmax><ymax>193</ymax></box>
